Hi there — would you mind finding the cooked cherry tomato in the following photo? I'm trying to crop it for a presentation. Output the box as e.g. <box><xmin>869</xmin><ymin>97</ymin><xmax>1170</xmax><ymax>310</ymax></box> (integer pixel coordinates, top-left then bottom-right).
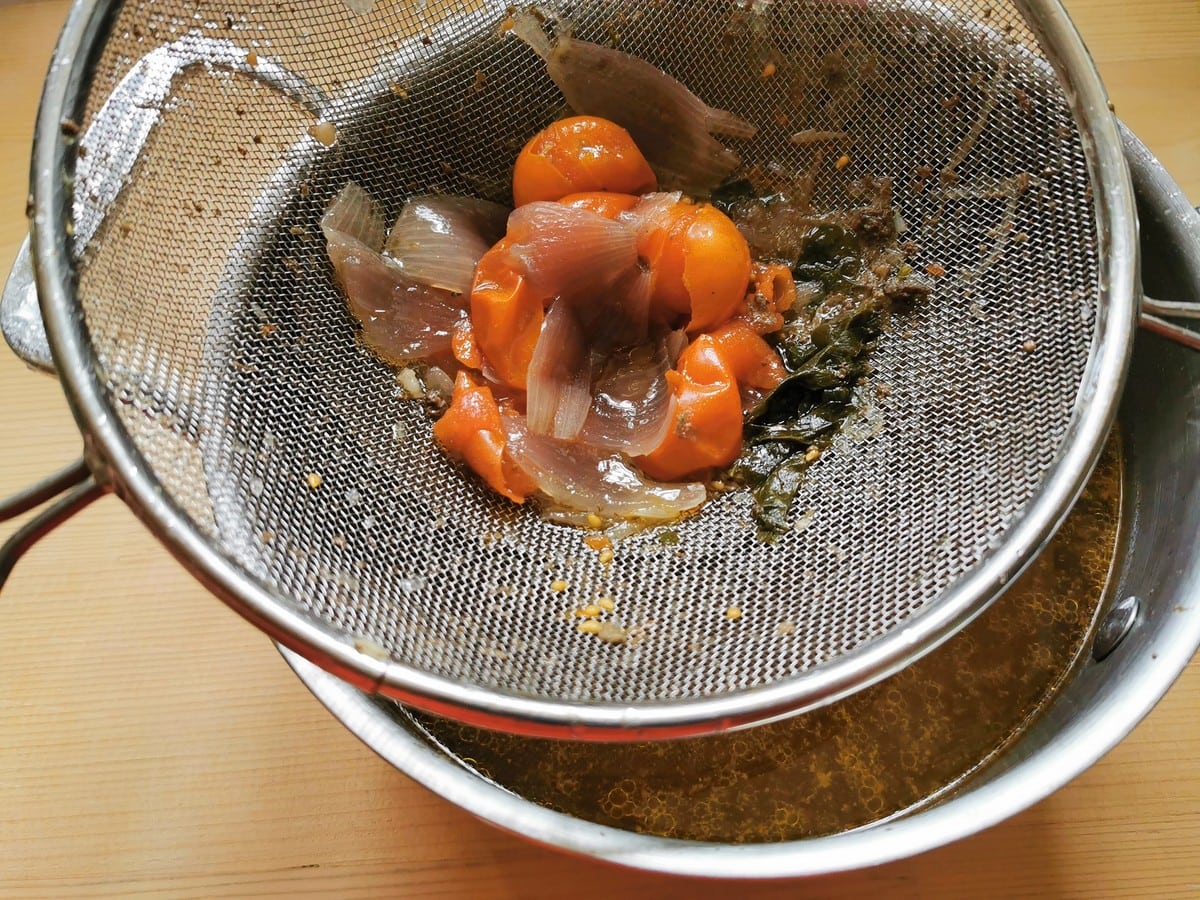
<box><xmin>753</xmin><ymin>262</ymin><xmax>797</xmax><ymax>314</ymax></box>
<box><xmin>469</xmin><ymin>238</ymin><xmax>543</xmax><ymax>389</ymax></box>
<box><xmin>731</xmin><ymin>262</ymin><xmax>797</xmax><ymax>334</ymax></box>
<box><xmin>637</xmin><ymin>335</ymin><xmax>744</xmax><ymax>481</ymax></box>
<box><xmin>706</xmin><ymin>319</ymin><xmax>788</xmax><ymax>391</ymax></box>
<box><xmin>512</xmin><ymin>116</ymin><xmax>657</xmax><ymax>207</ymax></box>
<box><xmin>432</xmin><ymin>371</ymin><xmax>535</xmax><ymax>503</ymax></box>
<box><xmin>636</xmin><ymin>198</ymin><xmax>752</xmax><ymax>334</ymax></box>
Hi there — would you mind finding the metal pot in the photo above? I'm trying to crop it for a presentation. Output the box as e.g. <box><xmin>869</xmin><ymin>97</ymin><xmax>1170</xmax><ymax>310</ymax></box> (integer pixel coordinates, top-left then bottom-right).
<box><xmin>281</xmin><ymin>126</ymin><xmax>1200</xmax><ymax>878</ymax></box>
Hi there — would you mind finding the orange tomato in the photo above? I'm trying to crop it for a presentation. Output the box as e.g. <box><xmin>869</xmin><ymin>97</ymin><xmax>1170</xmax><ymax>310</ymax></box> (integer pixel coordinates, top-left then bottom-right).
<box><xmin>732</xmin><ymin>262</ymin><xmax>797</xmax><ymax>334</ymax></box>
<box><xmin>558</xmin><ymin>191</ymin><xmax>641</xmax><ymax>220</ymax></box>
<box><xmin>512</xmin><ymin>116</ymin><xmax>657</xmax><ymax>207</ymax></box>
<box><xmin>451</xmin><ymin>316</ymin><xmax>482</xmax><ymax>371</ymax></box>
<box><xmin>637</xmin><ymin>335</ymin><xmax>744</xmax><ymax>481</ymax></box>
<box><xmin>754</xmin><ymin>262</ymin><xmax>797</xmax><ymax>314</ymax></box>
<box><xmin>706</xmin><ymin>319</ymin><xmax>788</xmax><ymax>391</ymax></box>
<box><xmin>635</xmin><ymin>196</ymin><xmax>694</xmax><ymax>320</ymax></box>
<box><xmin>432</xmin><ymin>371</ymin><xmax>535</xmax><ymax>503</ymax></box>
<box><xmin>636</xmin><ymin>198</ymin><xmax>752</xmax><ymax>334</ymax></box>
<box><xmin>677</xmin><ymin>205</ymin><xmax>753</xmax><ymax>333</ymax></box>
<box><xmin>469</xmin><ymin>238</ymin><xmax>543</xmax><ymax>389</ymax></box>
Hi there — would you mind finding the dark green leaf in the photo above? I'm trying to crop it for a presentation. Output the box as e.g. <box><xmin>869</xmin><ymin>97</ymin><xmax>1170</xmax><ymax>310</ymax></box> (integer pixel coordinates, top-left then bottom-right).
<box><xmin>729</xmin><ymin>440</ymin><xmax>794</xmax><ymax>487</ymax></box>
<box><xmin>751</xmin><ymin>455</ymin><xmax>816</xmax><ymax>534</ymax></box>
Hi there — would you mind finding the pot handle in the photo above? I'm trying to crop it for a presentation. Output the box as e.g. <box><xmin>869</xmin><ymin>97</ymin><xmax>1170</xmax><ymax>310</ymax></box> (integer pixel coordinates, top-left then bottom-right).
<box><xmin>1</xmin><ymin>238</ymin><xmax>53</xmax><ymax>372</ymax></box>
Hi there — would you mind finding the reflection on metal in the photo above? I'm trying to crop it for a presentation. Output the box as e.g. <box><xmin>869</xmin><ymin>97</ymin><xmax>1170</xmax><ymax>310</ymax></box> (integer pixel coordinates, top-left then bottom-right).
<box><xmin>1092</xmin><ymin>594</ymin><xmax>1140</xmax><ymax>662</ymax></box>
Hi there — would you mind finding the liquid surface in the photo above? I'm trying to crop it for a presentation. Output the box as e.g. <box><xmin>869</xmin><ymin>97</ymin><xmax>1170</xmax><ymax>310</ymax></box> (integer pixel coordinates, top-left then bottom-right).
<box><xmin>402</xmin><ymin>436</ymin><xmax>1122</xmax><ymax>842</ymax></box>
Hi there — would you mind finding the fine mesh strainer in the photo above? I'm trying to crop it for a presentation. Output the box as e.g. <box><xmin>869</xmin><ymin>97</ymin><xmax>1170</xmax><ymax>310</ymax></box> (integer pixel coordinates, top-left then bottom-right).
<box><xmin>0</xmin><ymin>0</ymin><xmax>1158</xmax><ymax>738</ymax></box>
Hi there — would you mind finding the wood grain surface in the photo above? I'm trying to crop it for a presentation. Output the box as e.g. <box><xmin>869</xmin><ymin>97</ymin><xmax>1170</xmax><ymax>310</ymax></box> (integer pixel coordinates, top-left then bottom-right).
<box><xmin>1</xmin><ymin>2</ymin><xmax>1198</xmax><ymax>897</ymax></box>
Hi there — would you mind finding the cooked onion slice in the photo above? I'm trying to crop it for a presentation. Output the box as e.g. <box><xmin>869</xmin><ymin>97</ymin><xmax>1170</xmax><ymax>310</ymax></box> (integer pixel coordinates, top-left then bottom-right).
<box><xmin>619</xmin><ymin>190</ymin><xmax>686</xmax><ymax>235</ymax></box>
<box><xmin>579</xmin><ymin>335</ymin><xmax>679</xmax><ymax>457</ymax></box>
<box><xmin>322</xmin><ymin>182</ymin><xmax>465</xmax><ymax>361</ymax></box>
<box><xmin>321</xmin><ymin>181</ymin><xmax>387</xmax><ymax>251</ymax></box>
<box><xmin>571</xmin><ymin>265</ymin><xmax>654</xmax><ymax>350</ymax></box>
<box><xmin>502</xmin><ymin>414</ymin><xmax>707</xmax><ymax>522</ymax></box>
<box><xmin>506</xmin><ymin>201</ymin><xmax>639</xmax><ymax>302</ymax></box>
<box><xmin>384</xmin><ymin>195</ymin><xmax>509</xmax><ymax>295</ymax></box>
<box><xmin>329</xmin><ymin>246</ymin><xmax>464</xmax><ymax>361</ymax></box>
<box><xmin>526</xmin><ymin>299</ymin><xmax>592</xmax><ymax>440</ymax></box>
<box><xmin>512</xmin><ymin>13</ymin><xmax>757</xmax><ymax>195</ymax></box>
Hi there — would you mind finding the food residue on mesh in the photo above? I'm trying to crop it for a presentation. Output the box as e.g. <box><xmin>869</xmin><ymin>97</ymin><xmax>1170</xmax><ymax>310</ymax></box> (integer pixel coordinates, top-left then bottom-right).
<box><xmin>308</xmin><ymin>121</ymin><xmax>338</xmax><ymax>146</ymax></box>
<box><xmin>571</xmin><ymin>597</ymin><xmax>627</xmax><ymax>643</ymax></box>
<box><xmin>320</xmin><ymin>10</ymin><xmax>926</xmax><ymax>540</ymax></box>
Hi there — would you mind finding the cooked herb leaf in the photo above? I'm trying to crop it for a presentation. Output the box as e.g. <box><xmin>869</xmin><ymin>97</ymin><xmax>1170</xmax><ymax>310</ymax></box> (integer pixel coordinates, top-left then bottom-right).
<box><xmin>751</xmin><ymin>455</ymin><xmax>814</xmax><ymax>535</ymax></box>
<box><xmin>735</xmin><ymin>304</ymin><xmax>882</xmax><ymax>536</ymax></box>
<box><xmin>721</xmin><ymin>181</ymin><xmax>923</xmax><ymax>538</ymax></box>
<box><xmin>789</xmin><ymin>224</ymin><xmax>862</xmax><ymax>291</ymax></box>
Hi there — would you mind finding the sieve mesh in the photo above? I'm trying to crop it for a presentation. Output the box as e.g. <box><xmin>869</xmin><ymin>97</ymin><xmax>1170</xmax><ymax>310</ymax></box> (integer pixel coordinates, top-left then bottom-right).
<box><xmin>69</xmin><ymin>0</ymin><xmax>1100</xmax><ymax>708</ymax></box>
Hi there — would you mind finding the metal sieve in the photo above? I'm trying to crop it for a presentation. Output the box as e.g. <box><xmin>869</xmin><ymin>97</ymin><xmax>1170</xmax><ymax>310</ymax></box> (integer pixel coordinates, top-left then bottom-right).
<box><xmin>2</xmin><ymin>0</ymin><xmax>1178</xmax><ymax>739</ymax></box>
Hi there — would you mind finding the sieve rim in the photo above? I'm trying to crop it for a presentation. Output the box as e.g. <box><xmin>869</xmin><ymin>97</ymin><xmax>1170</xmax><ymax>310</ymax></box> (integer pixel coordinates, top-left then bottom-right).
<box><xmin>31</xmin><ymin>0</ymin><xmax>1139</xmax><ymax>739</ymax></box>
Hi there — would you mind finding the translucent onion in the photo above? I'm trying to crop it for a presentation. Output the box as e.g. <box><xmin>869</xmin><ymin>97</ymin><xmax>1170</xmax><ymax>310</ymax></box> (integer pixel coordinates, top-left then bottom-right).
<box><xmin>321</xmin><ymin>181</ymin><xmax>386</xmax><ymax>252</ymax></box>
<box><xmin>322</xmin><ymin>182</ymin><xmax>464</xmax><ymax>361</ymax></box>
<box><xmin>512</xmin><ymin>13</ymin><xmax>757</xmax><ymax>194</ymax></box>
<box><xmin>383</xmin><ymin>195</ymin><xmax>509</xmax><ymax>295</ymax></box>
<box><xmin>502</xmin><ymin>413</ymin><xmax>707</xmax><ymax>522</ymax></box>
<box><xmin>506</xmin><ymin>201</ymin><xmax>639</xmax><ymax>302</ymax></box>
<box><xmin>619</xmin><ymin>191</ymin><xmax>685</xmax><ymax>233</ymax></box>
<box><xmin>574</xmin><ymin>265</ymin><xmax>653</xmax><ymax>350</ymax></box>
<box><xmin>578</xmin><ymin>334</ymin><xmax>679</xmax><ymax>457</ymax></box>
<box><xmin>526</xmin><ymin>299</ymin><xmax>592</xmax><ymax>440</ymax></box>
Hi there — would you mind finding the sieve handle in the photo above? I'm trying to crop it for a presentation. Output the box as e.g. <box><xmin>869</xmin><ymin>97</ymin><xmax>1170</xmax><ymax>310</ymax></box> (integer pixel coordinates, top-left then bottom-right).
<box><xmin>0</xmin><ymin>461</ymin><xmax>104</xmax><ymax>590</ymax></box>
<box><xmin>1141</xmin><ymin>292</ymin><xmax>1200</xmax><ymax>351</ymax></box>
<box><xmin>1</xmin><ymin>245</ymin><xmax>104</xmax><ymax>589</ymax></box>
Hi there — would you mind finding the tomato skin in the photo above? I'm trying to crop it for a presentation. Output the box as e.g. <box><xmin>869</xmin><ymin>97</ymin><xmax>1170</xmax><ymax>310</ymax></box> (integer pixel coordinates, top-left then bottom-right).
<box><xmin>432</xmin><ymin>372</ymin><xmax>535</xmax><ymax>503</ymax></box>
<box><xmin>451</xmin><ymin>316</ymin><xmax>482</xmax><ymax>371</ymax></box>
<box><xmin>469</xmin><ymin>238</ymin><xmax>543</xmax><ymax>389</ymax></box>
<box><xmin>706</xmin><ymin>319</ymin><xmax>787</xmax><ymax>391</ymax></box>
<box><xmin>512</xmin><ymin>116</ymin><xmax>657</xmax><ymax>207</ymax></box>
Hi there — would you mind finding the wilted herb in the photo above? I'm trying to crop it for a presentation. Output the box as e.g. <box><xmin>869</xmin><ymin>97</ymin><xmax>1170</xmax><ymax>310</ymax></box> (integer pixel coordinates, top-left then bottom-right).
<box><xmin>733</xmin><ymin>293</ymin><xmax>886</xmax><ymax>536</ymax></box>
<box><xmin>718</xmin><ymin>180</ymin><xmax>929</xmax><ymax>538</ymax></box>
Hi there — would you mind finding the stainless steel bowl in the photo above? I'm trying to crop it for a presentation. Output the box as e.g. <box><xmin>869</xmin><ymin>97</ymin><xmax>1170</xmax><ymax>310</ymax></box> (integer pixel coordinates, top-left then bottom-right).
<box><xmin>282</xmin><ymin>125</ymin><xmax>1200</xmax><ymax>877</ymax></box>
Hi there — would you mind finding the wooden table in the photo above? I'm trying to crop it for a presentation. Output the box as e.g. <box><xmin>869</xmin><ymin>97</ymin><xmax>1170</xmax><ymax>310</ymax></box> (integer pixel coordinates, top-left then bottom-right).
<box><xmin>1</xmin><ymin>2</ymin><xmax>1197</xmax><ymax>896</ymax></box>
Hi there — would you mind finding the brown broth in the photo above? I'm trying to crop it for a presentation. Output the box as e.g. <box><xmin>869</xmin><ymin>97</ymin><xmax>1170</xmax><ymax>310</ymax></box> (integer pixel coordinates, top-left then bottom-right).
<box><xmin>406</xmin><ymin>435</ymin><xmax>1122</xmax><ymax>842</ymax></box>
